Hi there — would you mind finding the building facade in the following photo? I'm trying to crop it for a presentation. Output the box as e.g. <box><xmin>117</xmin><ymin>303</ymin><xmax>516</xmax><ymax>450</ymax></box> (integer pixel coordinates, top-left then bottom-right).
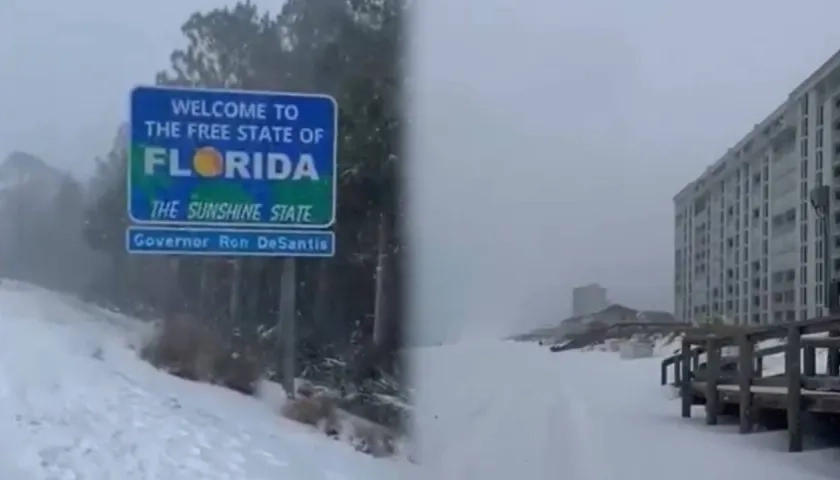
<box><xmin>674</xmin><ymin>50</ymin><xmax>840</xmax><ymax>325</ymax></box>
<box><xmin>572</xmin><ymin>283</ymin><xmax>608</xmax><ymax>317</ymax></box>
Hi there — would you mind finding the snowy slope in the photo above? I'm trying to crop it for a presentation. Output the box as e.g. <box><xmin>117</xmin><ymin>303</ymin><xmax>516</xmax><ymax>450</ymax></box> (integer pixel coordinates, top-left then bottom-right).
<box><xmin>0</xmin><ymin>281</ymin><xmax>408</xmax><ymax>479</ymax></box>
<box><xmin>410</xmin><ymin>339</ymin><xmax>839</xmax><ymax>480</ymax></box>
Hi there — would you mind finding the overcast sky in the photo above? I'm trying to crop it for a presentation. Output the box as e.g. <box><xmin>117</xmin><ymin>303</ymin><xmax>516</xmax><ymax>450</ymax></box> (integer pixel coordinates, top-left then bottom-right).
<box><xmin>5</xmin><ymin>0</ymin><xmax>840</xmax><ymax>344</ymax></box>
<box><xmin>409</xmin><ymin>0</ymin><xmax>840</xmax><ymax>343</ymax></box>
<box><xmin>0</xmin><ymin>0</ymin><xmax>274</xmax><ymax>179</ymax></box>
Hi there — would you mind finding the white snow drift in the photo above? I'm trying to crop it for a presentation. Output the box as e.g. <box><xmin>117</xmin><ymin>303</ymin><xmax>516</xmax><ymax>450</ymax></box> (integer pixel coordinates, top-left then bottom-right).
<box><xmin>410</xmin><ymin>338</ymin><xmax>839</xmax><ymax>480</ymax></box>
<box><xmin>0</xmin><ymin>281</ymin><xmax>408</xmax><ymax>479</ymax></box>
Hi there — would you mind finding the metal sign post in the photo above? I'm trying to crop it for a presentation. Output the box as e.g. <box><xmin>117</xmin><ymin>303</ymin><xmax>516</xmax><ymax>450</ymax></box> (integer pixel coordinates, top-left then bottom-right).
<box><xmin>279</xmin><ymin>257</ymin><xmax>297</xmax><ymax>397</ymax></box>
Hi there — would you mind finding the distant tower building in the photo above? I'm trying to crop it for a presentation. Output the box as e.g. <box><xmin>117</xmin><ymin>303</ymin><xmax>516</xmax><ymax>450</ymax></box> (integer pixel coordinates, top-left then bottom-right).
<box><xmin>572</xmin><ymin>283</ymin><xmax>608</xmax><ymax>317</ymax></box>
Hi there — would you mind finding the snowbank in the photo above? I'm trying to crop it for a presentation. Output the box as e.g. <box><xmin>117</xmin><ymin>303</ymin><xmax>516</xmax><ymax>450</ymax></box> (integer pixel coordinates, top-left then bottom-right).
<box><xmin>410</xmin><ymin>338</ymin><xmax>839</xmax><ymax>479</ymax></box>
<box><xmin>0</xmin><ymin>281</ymin><xmax>410</xmax><ymax>479</ymax></box>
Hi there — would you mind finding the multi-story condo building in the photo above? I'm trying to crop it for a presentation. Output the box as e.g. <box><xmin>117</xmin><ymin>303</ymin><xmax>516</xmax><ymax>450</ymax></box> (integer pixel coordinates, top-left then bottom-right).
<box><xmin>674</xmin><ymin>49</ymin><xmax>840</xmax><ymax>325</ymax></box>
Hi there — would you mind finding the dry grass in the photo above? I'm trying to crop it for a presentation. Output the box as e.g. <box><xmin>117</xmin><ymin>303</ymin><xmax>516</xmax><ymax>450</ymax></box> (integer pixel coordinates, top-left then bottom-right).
<box><xmin>340</xmin><ymin>410</ymin><xmax>398</xmax><ymax>458</ymax></box>
<box><xmin>280</xmin><ymin>382</ymin><xmax>400</xmax><ymax>458</ymax></box>
<box><xmin>280</xmin><ymin>394</ymin><xmax>341</xmax><ymax>436</ymax></box>
<box><xmin>139</xmin><ymin>315</ymin><xmax>262</xmax><ymax>396</ymax></box>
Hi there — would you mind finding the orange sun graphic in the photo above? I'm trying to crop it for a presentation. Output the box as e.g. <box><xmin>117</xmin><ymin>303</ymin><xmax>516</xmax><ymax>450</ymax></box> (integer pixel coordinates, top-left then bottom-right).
<box><xmin>192</xmin><ymin>146</ymin><xmax>223</xmax><ymax>177</ymax></box>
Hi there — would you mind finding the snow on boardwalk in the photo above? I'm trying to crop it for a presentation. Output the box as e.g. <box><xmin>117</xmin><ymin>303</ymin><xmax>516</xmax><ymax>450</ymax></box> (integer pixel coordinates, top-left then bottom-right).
<box><xmin>0</xmin><ymin>282</ymin><xmax>406</xmax><ymax>479</ymax></box>
<box><xmin>410</xmin><ymin>339</ymin><xmax>839</xmax><ymax>480</ymax></box>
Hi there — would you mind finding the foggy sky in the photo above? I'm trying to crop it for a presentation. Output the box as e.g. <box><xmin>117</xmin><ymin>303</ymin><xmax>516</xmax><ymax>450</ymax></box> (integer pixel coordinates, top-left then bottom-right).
<box><xmin>409</xmin><ymin>0</ymin><xmax>840</xmax><ymax>343</ymax></box>
<box><xmin>0</xmin><ymin>0</ymin><xmax>274</xmax><ymax>178</ymax></box>
<box><xmin>6</xmin><ymin>0</ymin><xmax>840</xmax><ymax>344</ymax></box>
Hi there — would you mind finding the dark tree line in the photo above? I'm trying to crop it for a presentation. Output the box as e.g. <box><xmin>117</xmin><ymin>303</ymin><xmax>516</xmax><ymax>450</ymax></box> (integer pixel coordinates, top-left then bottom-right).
<box><xmin>1</xmin><ymin>0</ymin><xmax>407</xmax><ymax>402</ymax></box>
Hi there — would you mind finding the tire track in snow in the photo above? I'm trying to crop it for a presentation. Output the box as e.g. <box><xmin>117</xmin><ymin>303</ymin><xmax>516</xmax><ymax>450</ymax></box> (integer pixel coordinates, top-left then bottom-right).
<box><xmin>552</xmin><ymin>381</ymin><xmax>616</xmax><ymax>480</ymax></box>
<box><xmin>431</xmin><ymin>345</ymin><xmax>613</xmax><ymax>480</ymax></box>
<box><xmin>435</xmin><ymin>388</ymin><xmax>514</xmax><ymax>479</ymax></box>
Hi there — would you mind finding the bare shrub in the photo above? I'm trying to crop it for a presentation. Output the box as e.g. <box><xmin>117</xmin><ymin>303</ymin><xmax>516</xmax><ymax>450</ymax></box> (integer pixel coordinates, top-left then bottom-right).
<box><xmin>280</xmin><ymin>394</ymin><xmax>340</xmax><ymax>436</ymax></box>
<box><xmin>280</xmin><ymin>393</ymin><xmax>399</xmax><ymax>457</ymax></box>
<box><xmin>140</xmin><ymin>315</ymin><xmax>262</xmax><ymax>395</ymax></box>
<box><xmin>339</xmin><ymin>411</ymin><xmax>398</xmax><ymax>458</ymax></box>
<box><xmin>213</xmin><ymin>347</ymin><xmax>262</xmax><ymax>395</ymax></box>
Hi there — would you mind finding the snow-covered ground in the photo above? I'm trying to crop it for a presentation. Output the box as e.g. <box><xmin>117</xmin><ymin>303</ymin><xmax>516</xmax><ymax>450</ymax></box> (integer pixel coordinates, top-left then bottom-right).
<box><xmin>0</xmin><ymin>281</ymin><xmax>409</xmax><ymax>479</ymax></box>
<box><xmin>410</xmin><ymin>339</ymin><xmax>840</xmax><ymax>480</ymax></box>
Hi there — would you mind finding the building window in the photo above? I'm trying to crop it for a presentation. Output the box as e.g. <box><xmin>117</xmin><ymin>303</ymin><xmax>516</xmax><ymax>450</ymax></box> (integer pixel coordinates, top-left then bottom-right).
<box><xmin>817</xmin><ymin>150</ymin><xmax>824</xmax><ymax>169</ymax></box>
<box><xmin>818</xmin><ymin>105</ymin><xmax>825</xmax><ymax>126</ymax></box>
<box><xmin>802</xmin><ymin>139</ymin><xmax>809</xmax><ymax>157</ymax></box>
<box><xmin>802</xmin><ymin>159</ymin><xmax>809</xmax><ymax>179</ymax></box>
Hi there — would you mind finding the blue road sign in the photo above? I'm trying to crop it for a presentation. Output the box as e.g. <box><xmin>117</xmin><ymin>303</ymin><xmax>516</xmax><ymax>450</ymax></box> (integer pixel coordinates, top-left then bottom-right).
<box><xmin>128</xmin><ymin>86</ymin><xmax>338</xmax><ymax>229</ymax></box>
<box><xmin>126</xmin><ymin>226</ymin><xmax>335</xmax><ymax>257</ymax></box>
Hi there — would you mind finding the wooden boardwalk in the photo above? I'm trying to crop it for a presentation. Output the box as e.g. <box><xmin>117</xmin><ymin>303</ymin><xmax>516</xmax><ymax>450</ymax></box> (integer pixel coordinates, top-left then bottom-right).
<box><xmin>660</xmin><ymin>316</ymin><xmax>840</xmax><ymax>452</ymax></box>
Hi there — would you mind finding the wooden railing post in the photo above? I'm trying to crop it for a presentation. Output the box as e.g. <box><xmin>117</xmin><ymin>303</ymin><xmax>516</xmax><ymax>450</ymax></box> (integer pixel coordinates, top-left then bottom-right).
<box><xmin>674</xmin><ymin>356</ymin><xmax>681</xmax><ymax>384</ymax></box>
<box><xmin>785</xmin><ymin>325</ymin><xmax>803</xmax><ymax>453</ymax></box>
<box><xmin>803</xmin><ymin>345</ymin><xmax>816</xmax><ymax>377</ymax></box>
<box><xmin>705</xmin><ymin>338</ymin><xmax>721</xmax><ymax>425</ymax></box>
<box><xmin>681</xmin><ymin>338</ymin><xmax>692</xmax><ymax>418</ymax></box>
<box><xmin>737</xmin><ymin>333</ymin><xmax>754</xmax><ymax>434</ymax></box>
<box><xmin>828</xmin><ymin>330</ymin><xmax>840</xmax><ymax>376</ymax></box>
<box><xmin>661</xmin><ymin>360</ymin><xmax>668</xmax><ymax>385</ymax></box>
